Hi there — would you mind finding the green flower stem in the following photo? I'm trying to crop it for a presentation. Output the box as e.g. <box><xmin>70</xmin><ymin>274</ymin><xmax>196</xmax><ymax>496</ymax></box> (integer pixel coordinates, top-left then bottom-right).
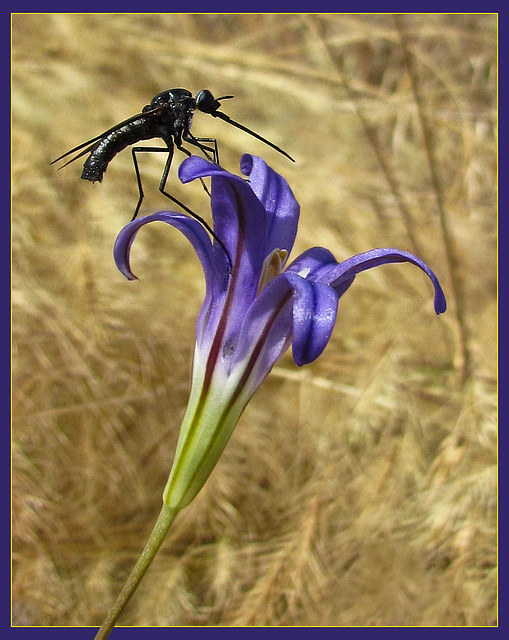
<box><xmin>94</xmin><ymin>503</ymin><xmax>179</xmax><ymax>640</ymax></box>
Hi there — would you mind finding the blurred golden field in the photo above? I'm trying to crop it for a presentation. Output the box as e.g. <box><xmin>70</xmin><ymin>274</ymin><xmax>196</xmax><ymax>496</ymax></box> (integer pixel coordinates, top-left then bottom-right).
<box><xmin>12</xmin><ymin>13</ymin><xmax>497</xmax><ymax>627</ymax></box>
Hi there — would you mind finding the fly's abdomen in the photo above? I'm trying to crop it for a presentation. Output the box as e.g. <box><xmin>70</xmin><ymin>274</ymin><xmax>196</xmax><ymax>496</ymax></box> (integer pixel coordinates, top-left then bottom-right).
<box><xmin>81</xmin><ymin>152</ymin><xmax>109</xmax><ymax>183</ymax></box>
<box><xmin>81</xmin><ymin>117</ymin><xmax>160</xmax><ymax>182</ymax></box>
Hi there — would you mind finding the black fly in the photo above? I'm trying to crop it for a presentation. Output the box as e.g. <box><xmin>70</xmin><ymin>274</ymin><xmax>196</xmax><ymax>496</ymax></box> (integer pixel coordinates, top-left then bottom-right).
<box><xmin>51</xmin><ymin>89</ymin><xmax>294</xmax><ymax>267</ymax></box>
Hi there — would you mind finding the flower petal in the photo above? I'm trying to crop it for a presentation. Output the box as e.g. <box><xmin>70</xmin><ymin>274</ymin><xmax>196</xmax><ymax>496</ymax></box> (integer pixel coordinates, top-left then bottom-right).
<box><xmin>240</xmin><ymin>154</ymin><xmax>300</xmax><ymax>257</ymax></box>
<box><xmin>179</xmin><ymin>156</ymin><xmax>282</xmax><ymax>353</ymax></box>
<box><xmin>230</xmin><ymin>274</ymin><xmax>293</xmax><ymax>384</ymax></box>
<box><xmin>113</xmin><ymin>211</ymin><xmax>225</xmax><ymax>342</ymax></box>
<box><xmin>179</xmin><ymin>155</ymin><xmax>267</xmax><ymax>273</ymax></box>
<box><xmin>290</xmin><ymin>247</ymin><xmax>446</xmax><ymax>315</ymax></box>
<box><xmin>286</xmin><ymin>247</ymin><xmax>356</xmax><ymax>299</ymax></box>
<box><xmin>239</xmin><ymin>269</ymin><xmax>340</xmax><ymax>370</ymax></box>
<box><xmin>113</xmin><ymin>211</ymin><xmax>213</xmax><ymax>280</ymax></box>
<box><xmin>286</xmin><ymin>247</ymin><xmax>340</xmax><ymax>280</ymax></box>
<box><xmin>283</xmin><ymin>273</ymin><xmax>340</xmax><ymax>366</ymax></box>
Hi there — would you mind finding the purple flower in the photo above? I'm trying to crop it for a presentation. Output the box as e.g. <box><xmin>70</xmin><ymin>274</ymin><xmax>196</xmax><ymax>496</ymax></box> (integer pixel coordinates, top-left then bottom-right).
<box><xmin>114</xmin><ymin>155</ymin><xmax>446</xmax><ymax>511</ymax></box>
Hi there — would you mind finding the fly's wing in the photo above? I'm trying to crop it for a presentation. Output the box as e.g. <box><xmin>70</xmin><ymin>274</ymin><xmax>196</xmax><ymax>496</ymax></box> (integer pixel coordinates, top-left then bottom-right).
<box><xmin>51</xmin><ymin>106</ymin><xmax>163</xmax><ymax>168</ymax></box>
<box><xmin>53</xmin><ymin>141</ymin><xmax>101</xmax><ymax>169</ymax></box>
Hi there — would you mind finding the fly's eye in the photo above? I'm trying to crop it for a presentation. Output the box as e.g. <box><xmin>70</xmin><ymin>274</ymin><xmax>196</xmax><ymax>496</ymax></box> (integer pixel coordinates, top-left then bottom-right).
<box><xmin>195</xmin><ymin>90</ymin><xmax>220</xmax><ymax>114</ymax></box>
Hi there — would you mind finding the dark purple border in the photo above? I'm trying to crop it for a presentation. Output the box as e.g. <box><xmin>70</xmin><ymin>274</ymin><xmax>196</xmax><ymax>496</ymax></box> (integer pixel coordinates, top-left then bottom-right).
<box><xmin>9</xmin><ymin>7</ymin><xmax>500</xmax><ymax>638</ymax></box>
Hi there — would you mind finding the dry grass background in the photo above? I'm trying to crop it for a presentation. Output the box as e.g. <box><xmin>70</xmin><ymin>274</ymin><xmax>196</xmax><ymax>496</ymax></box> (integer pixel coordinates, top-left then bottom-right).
<box><xmin>12</xmin><ymin>13</ymin><xmax>497</xmax><ymax>628</ymax></box>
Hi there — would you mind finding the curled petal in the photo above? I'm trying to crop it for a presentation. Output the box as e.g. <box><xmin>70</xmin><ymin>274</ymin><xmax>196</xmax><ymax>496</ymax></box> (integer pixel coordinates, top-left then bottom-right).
<box><xmin>113</xmin><ymin>212</ymin><xmax>224</xmax><ymax>341</ymax></box>
<box><xmin>178</xmin><ymin>155</ymin><xmax>237</xmax><ymax>184</ymax></box>
<box><xmin>290</xmin><ymin>247</ymin><xmax>447</xmax><ymax>315</ymax></box>
<box><xmin>114</xmin><ymin>211</ymin><xmax>213</xmax><ymax>279</ymax></box>
<box><xmin>323</xmin><ymin>248</ymin><xmax>447</xmax><ymax>314</ymax></box>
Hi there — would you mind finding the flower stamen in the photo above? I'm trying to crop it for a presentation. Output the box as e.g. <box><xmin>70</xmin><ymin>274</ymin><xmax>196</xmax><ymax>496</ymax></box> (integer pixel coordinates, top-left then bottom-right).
<box><xmin>257</xmin><ymin>248</ymin><xmax>288</xmax><ymax>295</ymax></box>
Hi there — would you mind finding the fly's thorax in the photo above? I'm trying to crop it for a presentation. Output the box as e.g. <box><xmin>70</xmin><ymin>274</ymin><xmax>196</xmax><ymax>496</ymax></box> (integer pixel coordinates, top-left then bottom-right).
<box><xmin>148</xmin><ymin>88</ymin><xmax>193</xmax><ymax>110</ymax></box>
<box><xmin>147</xmin><ymin>89</ymin><xmax>195</xmax><ymax>143</ymax></box>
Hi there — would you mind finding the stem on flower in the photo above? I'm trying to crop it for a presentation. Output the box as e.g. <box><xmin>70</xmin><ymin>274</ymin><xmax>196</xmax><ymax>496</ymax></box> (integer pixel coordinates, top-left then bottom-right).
<box><xmin>94</xmin><ymin>503</ymin><xmax>178</xmax><ymax>640</ymax></box>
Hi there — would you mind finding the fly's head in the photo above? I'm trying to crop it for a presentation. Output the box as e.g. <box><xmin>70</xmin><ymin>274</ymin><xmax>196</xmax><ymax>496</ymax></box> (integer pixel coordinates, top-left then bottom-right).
<box><xmin>195</xmin><ymin>90</ymin><xmax>234</xmax><ymax>115</ymax></box>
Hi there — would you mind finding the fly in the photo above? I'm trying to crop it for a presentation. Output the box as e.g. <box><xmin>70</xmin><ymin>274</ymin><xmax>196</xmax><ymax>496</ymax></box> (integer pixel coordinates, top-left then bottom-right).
<box><xmin>51</xmin><ymin>89</ymin><xmax>295</xmax><ymax>268</ymax></box>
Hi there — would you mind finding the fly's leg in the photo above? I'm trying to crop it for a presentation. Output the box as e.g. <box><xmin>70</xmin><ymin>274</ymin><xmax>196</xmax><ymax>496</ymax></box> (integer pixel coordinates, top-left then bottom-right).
<box><xmin>176</xmin><ymin>141</ymin><xmax>214</xmax><ymax>199</ymax></box>
<box><xmin>131</xmin><ymin>146</ymin><xmax>173</xmax><ymax>221</ymax></box>
<box><xmin>175</xmin><ymin>143</ymin><xmax>208</xmax><ymax>195</ymax></box>
<box><xmin>131</xmin><ymin>145</ymin><xmax>232</xmax><ymax>270</ymax></box>
<box><xmin>183</xmin><ymin>132</ymin><xmax>219</xmax><ymax>165</ymax></box>
<box><xmin>159</xmin><ymin>149</ymin><xmax>232</xmax><ymax>270</ymax></box>
<box><xmin>179</xmin><ymin>135</ymin><xmax>219</xmax><ymax>200</ymax></box>
<box><xmin>196</xmin><ymin>137</ymin><xmax>219</xmax><ymax>165</ymax></box>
